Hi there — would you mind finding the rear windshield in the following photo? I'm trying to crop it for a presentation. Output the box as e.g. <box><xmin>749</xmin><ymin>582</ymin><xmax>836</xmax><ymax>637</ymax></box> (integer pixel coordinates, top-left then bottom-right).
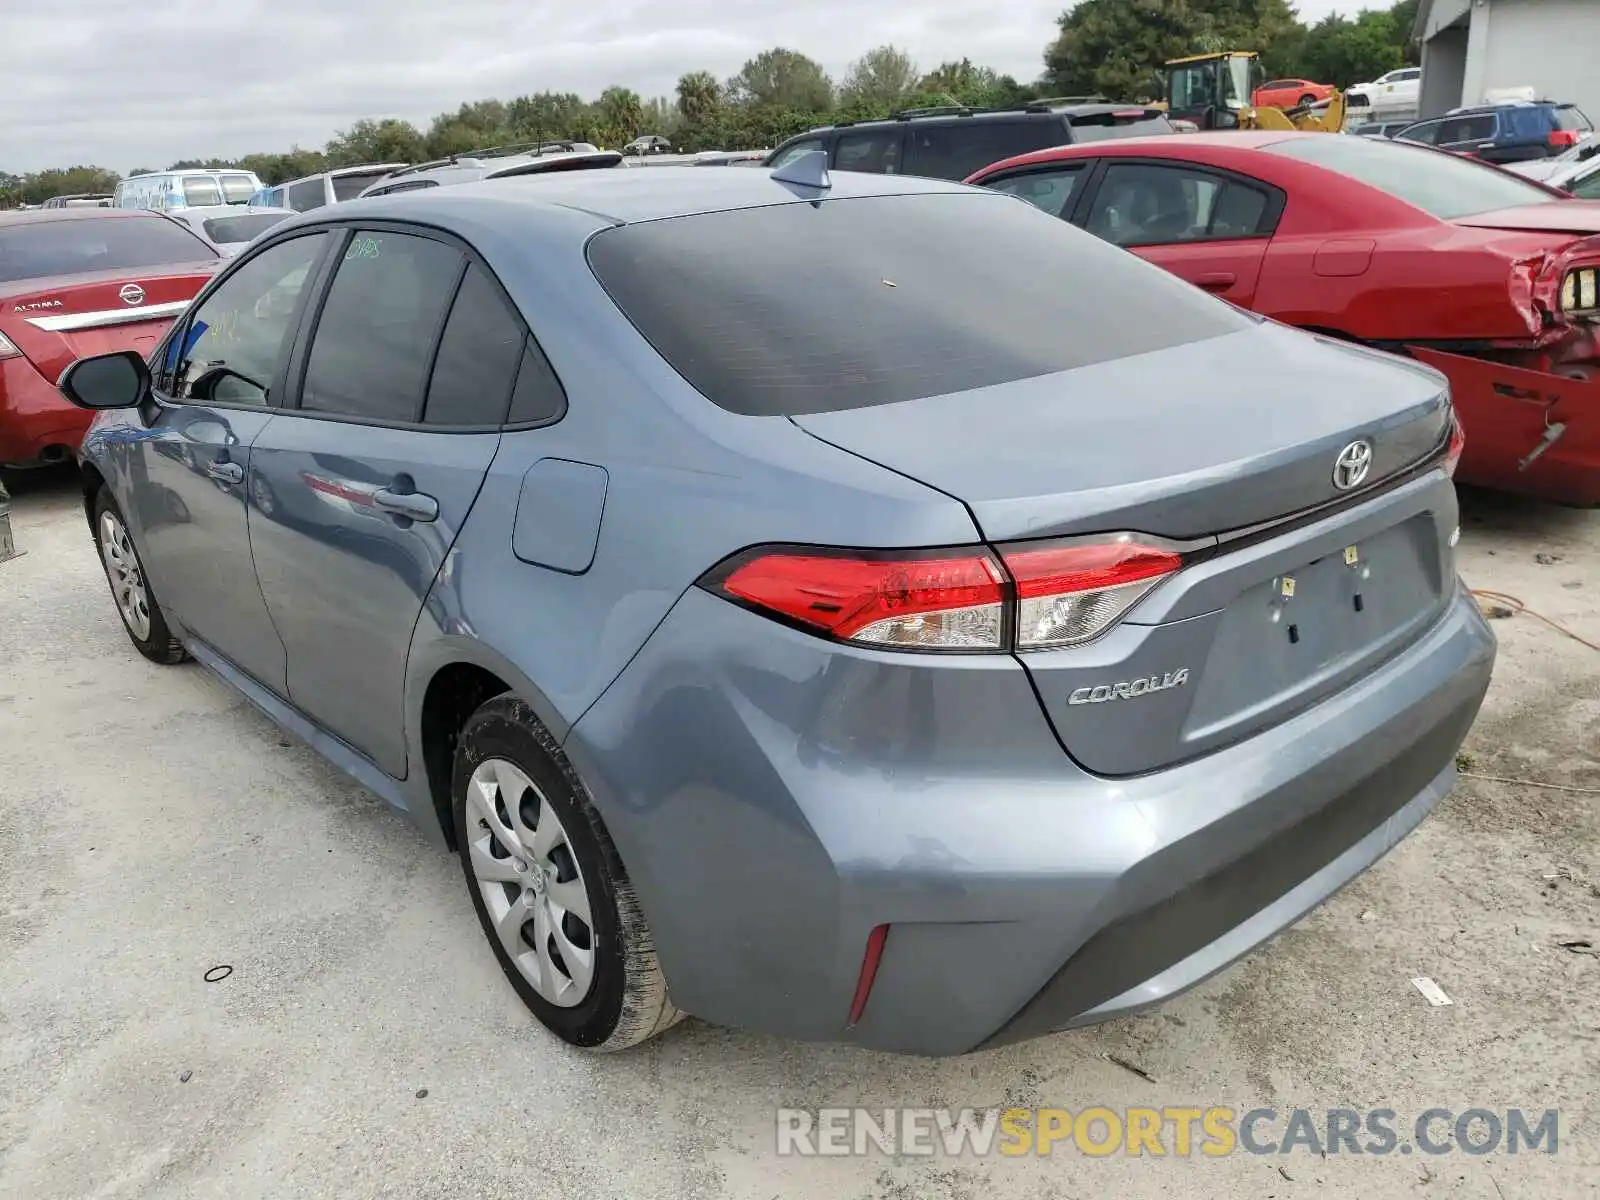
<box><xmin>1554</xmin><ymin>105</ymin><xmax>1593</xmax><ymax>133</ymax></box>
<box><xmin>218</xmin><ymin>174</ymin><xmax>257</xmax><ymax>203</ymax></box>
<box><xmin>202</xmin><ymin>212</ymin><xmax>290</xmax><ymax>244</ymax></box>
<box><xmin>1261</xmin><ymin>135</ymin><xmax>1556</xmax><ymax>219</ymax></box>
<box><xmin>587</xmin><ymin>192</ymin><xmax>1251</xmax><ymax>416</ymax></box>
<box><xmin>0</xmin><ymin>217</ymin><xmax>217</xmax><ymax>283</ymax></box>
<box><xmin>1068</xmin><ymin>111</ymin><xmax>1175</xmax><ymax>143</ymax></box>
<box><xmin>182</xmin><ymin>177</ymin><xmax>224</xmax><ymax>206</ymax></box>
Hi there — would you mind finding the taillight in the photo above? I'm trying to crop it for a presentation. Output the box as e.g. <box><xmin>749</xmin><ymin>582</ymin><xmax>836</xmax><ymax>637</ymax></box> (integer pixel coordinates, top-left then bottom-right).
<box><xmin>1001</xmin><ymin>539</ymin><xmax>1182</xmax><ymax>649</ymax></box>
<box><xmin>1550</xmin><ymin>129</ymin><xmax>1580</xmax><ymax>149</ymax></box>
<box><xmin>702</xmin><ymin>537</ymin><xmax>1183</xmax><ymax>653</ymax></box>
<box><xmin>1444</xmin><ymin>413</ymin><xmax>1466</xmax><ymax>478</ymax></box>
<box><xmin>0</xmin><ymin>331</ymin><xmax>20</xmax><ymax>360</ymax></box>
<box><xmin>711</xmin><ymin>546</ymin><xmax>1007</xmax><ymax>650</ymax></box>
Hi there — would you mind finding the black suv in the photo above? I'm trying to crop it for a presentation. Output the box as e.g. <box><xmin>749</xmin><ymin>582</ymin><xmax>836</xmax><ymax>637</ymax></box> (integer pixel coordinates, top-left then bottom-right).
<box><xmin>765</xmin><ymin>101</ymin><xmax>1175</xmax><ymax>182</ymax></box>
<box><xmin>1397</xmin><ymin>102</ymin><xmax>1594</xmax><ymax>165</ymax></box>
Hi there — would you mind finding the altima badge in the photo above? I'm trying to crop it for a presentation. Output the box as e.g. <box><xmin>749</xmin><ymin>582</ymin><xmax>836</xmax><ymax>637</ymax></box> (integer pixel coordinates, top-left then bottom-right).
<box><xmin>1068</xmin><ymin>669</ymin><xmax>1190</xmax><ymax>705</ymax></box>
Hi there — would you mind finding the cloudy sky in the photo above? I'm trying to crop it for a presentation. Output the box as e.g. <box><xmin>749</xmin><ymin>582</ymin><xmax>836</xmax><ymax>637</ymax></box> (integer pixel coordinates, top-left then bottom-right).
<box><xmin>3</xmin><ymin>0</ymin><xmax>1355</xmax><ymax>173</ymax></box>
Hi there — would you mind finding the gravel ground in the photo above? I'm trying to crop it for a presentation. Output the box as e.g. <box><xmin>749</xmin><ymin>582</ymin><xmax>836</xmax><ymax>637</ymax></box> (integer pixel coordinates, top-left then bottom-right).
<box><xmin>1</xmin><ymin>467</ymin><xmax>1597</xmax><ymax>1200</ymax></box>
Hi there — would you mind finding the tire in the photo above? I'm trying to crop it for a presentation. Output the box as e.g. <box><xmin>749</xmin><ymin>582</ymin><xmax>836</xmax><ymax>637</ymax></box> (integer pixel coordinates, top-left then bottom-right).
<box><xmin>1298</xmin><ymin>93</ymin><xmax>1316</xmax><ymax>107</ymax></box>
<box><xmin>91</xmin><ymin>490</ymin><xmax>187</xmax><ymax>665</ymax></box>
<box><xmin>452</xmin><ymin>695</ymin><xmax>682</xmax><ymax>1050</ymax></box>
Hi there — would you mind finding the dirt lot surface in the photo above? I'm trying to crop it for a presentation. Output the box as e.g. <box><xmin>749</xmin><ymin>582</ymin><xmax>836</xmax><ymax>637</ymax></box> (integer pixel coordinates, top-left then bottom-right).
<box><xmin>1</xmin><ymin>468</ymin><xmax>1596</xmax><ymax>1199</ymax></box>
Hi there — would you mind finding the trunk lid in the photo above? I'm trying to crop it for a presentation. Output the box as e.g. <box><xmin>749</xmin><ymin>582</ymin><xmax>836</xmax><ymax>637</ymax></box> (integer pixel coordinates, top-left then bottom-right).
<box><xmin>795</xmin><ymin>320</ymin><xmax>1458</xmax><ymax>777</ymax></box>
<box><xmin>0</xmin><ymin>263</ymin><xmax>216</xmax><ymax>381</ymax></box>
<box><xmin>1453</xmin><ymin>202</ymin><xmax>1600</xmax><ymax>234</ymax></box>
<box><xmin>791</xmin><ymin>322</ymin><xmax>1451</xmax><ymax>542</ymax></box>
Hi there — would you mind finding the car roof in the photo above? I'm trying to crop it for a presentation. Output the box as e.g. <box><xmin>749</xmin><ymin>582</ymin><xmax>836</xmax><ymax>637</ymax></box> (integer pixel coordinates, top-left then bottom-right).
<box><xmin>0</xmin><ymin>207</ymin><xmax>171</xmax><ymax>228</ymax></box>
<box><xmin>363</xmin><ymin>150</ymin><xmax>626</xmax><ymax>193</ymax></box>
<box><xmin>334</xmin><ymin>164</ymin><xmax>975</xmax><ymax>226</ymax></box>
<box><xmin>794</xmin><ymin>101</ymin><xmax>1158</xmax><ymax>137</ymax></box>
<box><xmin>178</xmin><ymin>204</ymin><xmax>296</xmax><ymax>219</ymax></box>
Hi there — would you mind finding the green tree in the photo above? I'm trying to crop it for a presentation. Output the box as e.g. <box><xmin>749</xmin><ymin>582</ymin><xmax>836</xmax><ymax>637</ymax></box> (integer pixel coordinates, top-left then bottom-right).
<box><xmin>1290</xmin><ymin>6</ymin><xmax>1414</xmax><ymax>87</ymax></box>
<box><xmin>725</xmin><ymin>48</ymin><xmax>833</xmax><ymax>111</ymax></box>
<box><xmin>675</xmin><ymin>70</ymin><xmax>722</xmax><ymax>124</ymax></box>
<box><xmin>840</xmin><ymin>45</ymin><xmax>920</xmax><ymax>111</ymax></box>
<box><xmin>594</xmin><ymin>86</ymin><xmax>646</xmax><ymax>146</ymax></box>
<box><xmin>17</xmin><ymin>166</ymin><xmax>122</xmax><ymax>205</ymax></box>
<box><xmin>326</xmin><ymin>118</ymin><xmax>427</xmax><ymax>167</ymax></box>
<box><xmin>504</xmin><ymin>92</ymin><xmax>592</xmax><ymax>143</ymax></box>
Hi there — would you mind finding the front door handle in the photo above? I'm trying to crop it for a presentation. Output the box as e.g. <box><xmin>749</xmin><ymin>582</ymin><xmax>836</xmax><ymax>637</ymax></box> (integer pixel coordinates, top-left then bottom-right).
<box><xmin>1194</xmin><ymin>271</ymin><xmax>1237</xmax><ymax>291</ymax></box>
<box><xmin>206</xmin><ymin>460</ymin><xmax>245</xmax><ymax>484</ymax></box>
<box><xmin>373</xmin><ymin>487</ymin><xmax>439</xmax><ymax>523</ymax></box>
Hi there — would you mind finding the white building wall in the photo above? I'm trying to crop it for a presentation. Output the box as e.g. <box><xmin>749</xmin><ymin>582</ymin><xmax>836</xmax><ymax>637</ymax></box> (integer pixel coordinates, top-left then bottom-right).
<box><xmin>1464</xmin><ymin>0</ymin><xmax>1600</xmax><ymax>119</ymax></box>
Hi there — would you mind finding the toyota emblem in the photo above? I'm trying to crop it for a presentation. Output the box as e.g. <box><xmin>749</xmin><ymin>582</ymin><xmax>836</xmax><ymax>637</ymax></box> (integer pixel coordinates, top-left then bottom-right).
<box><xmin>118</xmin><ymin>283</ymin><xmax>145</xmax><ymax>306</ymax></box>
<box><xmin>1332</xmin><ymin>440</ymin><xmax>1374</xmax><ymax>491</ymax></box>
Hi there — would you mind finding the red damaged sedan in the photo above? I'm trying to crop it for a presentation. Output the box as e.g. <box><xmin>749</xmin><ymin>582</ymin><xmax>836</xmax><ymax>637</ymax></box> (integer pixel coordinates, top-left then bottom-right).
<box><xmin>967</xmin><ymin>132</ymin><xmax>1600</xmax><ymax>506</ymax></box>
<box><xmin>0</xmin><ymin>209</ymin><xmax>219</xmax><ymax>467</ymax></box>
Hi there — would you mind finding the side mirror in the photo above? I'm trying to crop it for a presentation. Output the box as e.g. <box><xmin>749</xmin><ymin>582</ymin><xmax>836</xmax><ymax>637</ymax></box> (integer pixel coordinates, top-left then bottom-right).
<box><xmin>58</xmin><ymin>350</ymin><xmax>150</xmax><ymax>410</ymax></box>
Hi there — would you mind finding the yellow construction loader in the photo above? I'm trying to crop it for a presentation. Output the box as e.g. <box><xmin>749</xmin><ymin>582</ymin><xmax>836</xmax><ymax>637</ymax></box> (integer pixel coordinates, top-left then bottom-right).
<box><xmin>1160</xmin><ymin>51</ymin><xmax>1345</xmax><ymax>133</ymax></box>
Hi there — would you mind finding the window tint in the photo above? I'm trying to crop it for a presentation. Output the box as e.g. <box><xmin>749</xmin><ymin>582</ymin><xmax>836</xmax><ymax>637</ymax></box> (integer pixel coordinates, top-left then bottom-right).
<box><xmin>507</xmin><ymin>341</ymin><xmax>566</xmax><ymax>424</ymax></box>
<box><xmin>1263</xmin><ymin>134</ymin><xmax>1558</xmax><ymax>218</ymax></box>
<box><xmin>287</xmin><ymin>179</ymin><xmax>326</xmax><ymax>212</ymax></box>
<box><xmin>164</xmin><ymin>234</ymin><xmax>328</xmax><ymax>405</ymax></box>
<box><xmin>332</xmin><ymin>172</ymin><xmax>387</xmax><ymax>201</ymax></box>
<box><xmin>1399</xmin><ymin>121</ymin><xmax>1441</xmax><ymax>145</ymax></box>
<box><xmin>422</xmin><ymin>265</ymin><xmax>526</xmax><ymax>426</ymax></box>
<box><xmin>182</xmin><ymin>177</ymin><xmax>223</xmax><ymax>206</ymax></box>
<box><xmin>1086</xmin><ymin>163</ymin><xmax>1267</xmax><ymax>245</ymax></box>
<box><xmin>0</xmin><ymin>215</ymin><xmax>217</xmax><ymax>284</ymax></box>
<box><xmin>835</xmin><ymin>130</ymin><xmax>903</xmax><ymax>174</ymax></box>
<box><xmin>905</xmin><ymin>120</ymin><xmax>1056</xmax><ymax>180</ymax></box>
<box><xmin>1397</xmin><ymin>69</ymin><xmax>1420</xmax><ymax>82</ymax></box>
<box><xmin>1438</xmin><ymin>114</ymin><xmax>1497</xmax><ymax>144</ymax></box>
<box><xmin>769</xmin><ymin>138</ymin><xmax>826</xmax><ymax>168</ymax></box>
<box><xmin>201</xmin><ymin>212</ymin><xmax>291</xmax><ymax>245</ymax></box>
<box><xmin>300</xmin><ymin>231</ymin><xmax>463</xmax><ymax>422</ymax></box>
<box><xmin>586</xmin><ymin>192</ymin><xmax>1251</xmax><ymax>417</ymax></box>
<box><xmin>1067</xmin><ymin>111</ymin><xmax>1174</xmax><ymax>143</ymax></box>
<box><xmin>219</xmin><ymin>174</ymin><xmax>257</xmax><ymax>204</ymax></box>
<box><xmin>983</xmin><ymin>165</ymin><xmax>1085</xmax><ymax>219</ymax></box>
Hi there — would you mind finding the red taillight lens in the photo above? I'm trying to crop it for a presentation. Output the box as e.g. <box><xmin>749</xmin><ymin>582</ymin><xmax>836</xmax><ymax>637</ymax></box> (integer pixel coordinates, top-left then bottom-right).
<box><xmin>1550</xmin><ymin>129</ymin><xmax>1580</xmax><ymax>148</ymax></box>
<box><xmin>1444</xmin><ymin>413</ymin><xmax>1466</xmax><ymax>478</ymax></box>
<box><xmin>714</xmin><ymin>547</ymin><xmax>1006</xmax><ymax>650</ymax></box>
<box><xmin>1002</xmin><ymin>540</ymin><xmax>1182</xmax><ymax>649</ymax></box>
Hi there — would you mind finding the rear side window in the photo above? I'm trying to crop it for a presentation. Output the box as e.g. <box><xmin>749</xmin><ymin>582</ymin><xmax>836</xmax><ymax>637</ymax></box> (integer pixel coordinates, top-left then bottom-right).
<box><xmin>332</xmin><ymin>173</ymin><xmax>384</xmax><ymax>201</ymax></box>
<box><xmin>835</xmin><ymin>130</ymin><xmax>903</xmax><ymax>174</ymax></box>
<box><xmin>507</xmin><ymin>342</ymin><xmax>566</xmax><ymax>424</ymax></box>
<box><xmin>587</xmin><ymin>192</ymin><xmax>1251</xmax><ymax>416</ymax></box>
<box><xmin>182</xmin><ymin>177</ymin><xmax>223</xmax><ymax>206</ymax></box>
<box><xmin>1085</xmin><ymin>163</ymin><xmax>1269</xmax><ymax>245</ymax></box>
<box><xmin>0</xmin><ymin>216</ymin><xmax>217</xmax><ymax>283</ymax></box>
<box><xmin>1399</xmin><ymin>121</ymin><xmax>1441</xmax><ymax>145</ymax></box>
<box><xmin>1436</xmin><ymin>114</ymin><xmax>1497</xmax><ymax>144</ymax></box>
<box><xmin>300</xmin><ymin>231</ymin><xmax>464</xmax><ymax>422</ymax></box>
<box><xmin>287</xmin><ymin>179</ymin><xmax>326</xmax><ymax>212</ymax></box>
<box><xmin>423</xmin><ymin>265</ymin><xmax>526</xmax><ymax>426</ymax></box>
<box><xmin>1067</xmin><ymin>111</ymin><xmax>1174</xmax><ymax>143</ymax></box>
<box><xmin>905</xmin><ymin>120</ymin><xmax>1062</xmax><ymax>180</ymax></box>
<box><xmin>769</xmin><ymin>138</ymin><xmax>826</xmax><ymax>168</ymax></box>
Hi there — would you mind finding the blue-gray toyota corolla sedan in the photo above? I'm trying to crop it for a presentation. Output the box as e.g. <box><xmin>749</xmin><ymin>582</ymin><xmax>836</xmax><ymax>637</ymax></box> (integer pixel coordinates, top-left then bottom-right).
<box><xmin>61</xmin><ymin>161</ymin><xmax>1496</xmax><ymax>1056</ymax></box>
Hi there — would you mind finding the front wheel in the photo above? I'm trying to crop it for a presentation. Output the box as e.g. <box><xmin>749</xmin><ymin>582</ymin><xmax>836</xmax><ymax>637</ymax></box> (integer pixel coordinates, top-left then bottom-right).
<box><xmin>452</xmin><ymin>696</ymin><xmax>682</xmax><ymax>1050</ymax></box>
<box><xmin>92</xmin><ymin>490</ymin><xmax>186</xmax><ymax>665</ymax></box>
<box><xmin>1298</xmin><ymin>93</ymin><xmax>1317</xmax><ymax>107</ymax></box>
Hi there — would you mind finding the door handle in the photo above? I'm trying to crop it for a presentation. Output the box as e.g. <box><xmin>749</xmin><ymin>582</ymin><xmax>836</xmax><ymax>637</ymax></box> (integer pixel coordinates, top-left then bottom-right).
<box><xmin>206</xmin><ymin>460</ymin><xmax>244</xmax><ymax>484</ymax></box>
<box><xmin>1195</xmin><ymin>272</ymin><xmax>1237</xmax><ymax>291</ymax></box>
<box><xmin>373</xmin><ymin>487</ymin><xmax>439</xmax><ymax>523</ymax></box>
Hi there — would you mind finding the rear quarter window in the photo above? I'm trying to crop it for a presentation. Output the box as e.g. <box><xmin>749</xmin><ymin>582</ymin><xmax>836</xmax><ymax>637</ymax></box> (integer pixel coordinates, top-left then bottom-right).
<box><xmin>587</xmin><ymin>192</ymin><xmax>1252</xmax><ymax>416</ymax></box>
<box><xmin>182</xmin><ymin>177</ymin><xmax>223</xmax><ymax>206</ymax></box>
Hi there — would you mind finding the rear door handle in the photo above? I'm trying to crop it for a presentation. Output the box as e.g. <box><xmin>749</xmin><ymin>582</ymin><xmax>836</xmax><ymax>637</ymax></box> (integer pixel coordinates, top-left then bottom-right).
<box><xmin>373</xmin><ymin>487</ymin><xmax>439</xmax><ymax>523</ymax></box>
<box><xmin>1194</xmin><ymin>271</ymin><xmax>1236</xmax><ymax>291</ymax></box>
<box><xmin>206</xmin><ymin>460</ymin><xmax>244</xmax><ymax>484</ymax></box>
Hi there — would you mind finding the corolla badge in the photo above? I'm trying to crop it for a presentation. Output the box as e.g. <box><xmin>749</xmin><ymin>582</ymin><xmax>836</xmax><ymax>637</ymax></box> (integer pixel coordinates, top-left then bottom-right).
<box><xmin>1332</xmin><ymin>439</ymin><xmax>1373</xmax><ymax>491</ymax></box>
<box><xmin>118</xmin><ymin>283</ymin><xmax>145</xmax><ymax>306</ymax></box>
<box><xmin>1068</xmin><ymin>669</ymin><xmax>1190</xmax><ymax>705</ymax></box>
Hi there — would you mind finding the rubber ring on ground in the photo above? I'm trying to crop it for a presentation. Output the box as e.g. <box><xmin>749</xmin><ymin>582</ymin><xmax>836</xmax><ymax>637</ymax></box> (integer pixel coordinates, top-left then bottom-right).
<box><xmin>203</xmin><ymin>965</ymin><xmax>233</xmax><ymax>983</ymax></box>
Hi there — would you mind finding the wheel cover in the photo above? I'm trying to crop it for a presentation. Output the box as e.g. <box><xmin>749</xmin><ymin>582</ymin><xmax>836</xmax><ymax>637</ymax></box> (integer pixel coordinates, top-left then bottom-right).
<box><xmin>466</xmin><ymin>758</ymin><xmax>596</xmax><ymax>1007</ymax></box>
<box><xmin>98</xmin><ymin>511</ymin><xmax>152</xmax><ymax>641</ymax></box>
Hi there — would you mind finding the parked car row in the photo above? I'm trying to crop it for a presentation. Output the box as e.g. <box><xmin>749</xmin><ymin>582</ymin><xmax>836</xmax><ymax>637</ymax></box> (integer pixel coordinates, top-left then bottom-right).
<box><xmin>54</xmin><ymin>161</ymin><xmax>1495</xmax><ymax>1058</ymax></box>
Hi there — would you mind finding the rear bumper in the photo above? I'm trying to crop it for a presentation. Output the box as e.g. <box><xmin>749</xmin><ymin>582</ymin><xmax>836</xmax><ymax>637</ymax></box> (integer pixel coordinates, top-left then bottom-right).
<box><xmin>566</xmin><ymin>580</ymin><xmax>1495</xmax><ymax>1056</ymax></box>
<box><xmin>1410</xmin><ymin>345</ymin><xmax>1600</xmax><ymax>507</ymax></box>
<box><xmin>0</xmin><ymin>355</ymin><xmax>90</xmax><ymax>465</ymax></box>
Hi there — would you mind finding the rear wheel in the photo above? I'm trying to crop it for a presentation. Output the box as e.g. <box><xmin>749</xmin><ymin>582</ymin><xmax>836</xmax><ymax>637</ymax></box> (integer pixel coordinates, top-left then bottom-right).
<box><xmin>92</xmin><ymin>491</ymin><xmax>186</xmax><ymax>665</ymax></box>
<box><xmin>1298</xmin><ymin>93</ymin><xmax>1317</xmax><ymax>106</ymax></box>
<box><xmin>452</xmin><ymin>696</ymin><xmax>681</xmax><ymax>1050</ymax></box>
